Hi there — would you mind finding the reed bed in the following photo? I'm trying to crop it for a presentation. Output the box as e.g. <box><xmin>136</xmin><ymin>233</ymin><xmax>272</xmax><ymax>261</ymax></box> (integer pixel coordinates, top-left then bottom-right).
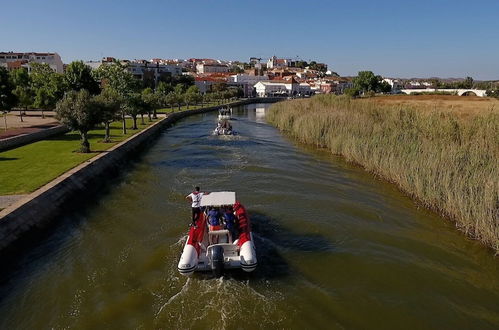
<box><xmin>267</xmin><ymin>95</ymin><xmax>499</xmax><ymax>253</ymax></box>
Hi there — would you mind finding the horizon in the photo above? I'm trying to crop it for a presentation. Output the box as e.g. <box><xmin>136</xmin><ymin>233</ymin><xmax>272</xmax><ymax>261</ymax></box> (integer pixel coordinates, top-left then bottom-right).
<box><xmin>1</xmin><ymin>0</ymin><xmax>499</xmax><ymax>80</ymax></box>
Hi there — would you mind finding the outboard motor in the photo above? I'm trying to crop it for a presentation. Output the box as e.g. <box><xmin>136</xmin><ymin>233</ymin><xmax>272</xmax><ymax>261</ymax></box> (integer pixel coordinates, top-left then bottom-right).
<box><xmin>211</xmin><ymin>245</ymin><xmax>224</xmax><ymax>277</ymax></box>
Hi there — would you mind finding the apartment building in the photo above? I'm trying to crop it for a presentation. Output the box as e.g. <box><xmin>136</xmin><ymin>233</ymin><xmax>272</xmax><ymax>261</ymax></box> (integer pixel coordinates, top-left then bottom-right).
<box><xmin>0</xmin><ymin>51</ymin><xmax>64</xmax><ymax>73</ymax></box>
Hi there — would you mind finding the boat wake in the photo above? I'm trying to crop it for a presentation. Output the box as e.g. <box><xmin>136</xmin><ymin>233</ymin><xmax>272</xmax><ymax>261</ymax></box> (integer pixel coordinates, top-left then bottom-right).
<box><xmin>150</xmin><ymin>233</ymin><xmax>285</xmax><ymax>329</ymax></box>
<box><xmin>153</xmin><ymin>275</ymin><xmax>284</xmax><ymax>329</ymax></box>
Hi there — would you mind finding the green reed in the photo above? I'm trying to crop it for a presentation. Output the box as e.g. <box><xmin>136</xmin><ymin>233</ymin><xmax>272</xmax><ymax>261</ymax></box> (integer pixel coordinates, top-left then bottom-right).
<box><xmin>267</xmin><ymin>95</ymin><xmax>499</xmax><ymax>253</ymax></box>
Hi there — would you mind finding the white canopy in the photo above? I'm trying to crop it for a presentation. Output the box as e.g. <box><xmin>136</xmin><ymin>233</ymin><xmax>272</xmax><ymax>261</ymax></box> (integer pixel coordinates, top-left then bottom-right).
<box><xmin>200</xmin><ymin>191</ymin><xmax>236</xmax><ymax>207</ymax></box>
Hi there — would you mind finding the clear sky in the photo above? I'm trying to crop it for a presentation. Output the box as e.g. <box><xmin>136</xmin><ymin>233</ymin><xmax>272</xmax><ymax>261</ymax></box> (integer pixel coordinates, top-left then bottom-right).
<box><xmin>1</xmin><ymin>0</ymin><xmax>498</xmax><ymax>79</ymax></box>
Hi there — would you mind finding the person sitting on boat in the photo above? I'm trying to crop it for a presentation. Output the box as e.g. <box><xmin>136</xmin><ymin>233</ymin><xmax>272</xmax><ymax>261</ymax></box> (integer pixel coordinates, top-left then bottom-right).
<box><xmin>186</xmin><ymin>186</ymin><xmax>208</xmax><ymax>226</ymax></box>
<box><xmin>207</xmin><ymin>207</ymin><xmax>223</xmax><ymax>231</ymax></box>
<box><xmin>223</xmin><ymin>206</ymin><xmax>238</xmax><ymax>241</ymax></box>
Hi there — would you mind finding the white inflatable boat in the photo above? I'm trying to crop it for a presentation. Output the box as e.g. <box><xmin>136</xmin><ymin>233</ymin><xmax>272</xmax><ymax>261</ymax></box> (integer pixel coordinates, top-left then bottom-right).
<box><xmin>218</xmin><ymin>108</ymin><xmax>232</xmax><ymax>120</ymax></box>
<box><xmin>213</xmin><ymin>119</ymin><xmax>233</xmax><ymax>135</ymax></box>
<box><xmin>178</xmin><ymin>192</ymin><xmax>257</xmax><ymax>276</ymax></box>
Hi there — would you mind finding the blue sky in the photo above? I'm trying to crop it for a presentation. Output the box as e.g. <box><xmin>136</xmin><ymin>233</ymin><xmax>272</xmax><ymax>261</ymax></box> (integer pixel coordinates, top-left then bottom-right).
<box><xmin>1</xmin><ymin>0</ymin><xmax>498</xmax><ymax>79</ymax></box>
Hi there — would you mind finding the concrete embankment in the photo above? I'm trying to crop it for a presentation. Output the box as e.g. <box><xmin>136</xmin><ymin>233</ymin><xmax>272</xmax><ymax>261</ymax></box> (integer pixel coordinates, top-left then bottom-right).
<box><xmin>0</xmin><ymin>98</ymin><xmax>281</xmax><ymax>253</ymax></box>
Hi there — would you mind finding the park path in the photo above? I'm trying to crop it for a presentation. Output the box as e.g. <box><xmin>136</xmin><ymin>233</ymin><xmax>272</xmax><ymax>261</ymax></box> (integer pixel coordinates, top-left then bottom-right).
<box><xmin>0</xmin><ymin>195</ymin><xmax>27</xmax><ymax>210</ymax></box>
<box><xmin>1</xmin><ymin>111</ymin><xmax>59</xmax><ymax>140</ymax></box>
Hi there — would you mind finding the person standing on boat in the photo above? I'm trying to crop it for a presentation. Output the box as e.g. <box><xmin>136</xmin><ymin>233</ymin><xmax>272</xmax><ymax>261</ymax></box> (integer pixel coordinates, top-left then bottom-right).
<box><xmin>186</xmin><ymin>186</ymin><xmax>208</xmax><ymax>226</ymax></box>
<box><xmin>223</xmin><ymin>206</ymin><xmax>238</xmax><ymax>241</ymax></box>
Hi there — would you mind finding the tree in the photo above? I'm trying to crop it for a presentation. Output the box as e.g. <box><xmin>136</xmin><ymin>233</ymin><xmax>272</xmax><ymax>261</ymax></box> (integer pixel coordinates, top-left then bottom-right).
<box><xmin>486</xmin><ymin>88</ymin><xmax>499</xmax><ymax>98</ymax></box>
<box><xmin>157</xmin><ymin>81</ymin><xmax>173</xmax><ymax>95</ymax></box>
<box><xmin>296</xmin><ymin>60</ymin><xmax>308</xmax><ymax>69</ymax></box>
<box><xmin>184</xmin><ymin>85</ymin><xmax>201</xmax><ymax>109</ymax></box>
<box><xmin>353</xmin><ymin>71</ymin><xmax>378</xmax><ymax>94</ymax></box>
<box><xmin>33</xmin><ymin>87</ymin><xmax>54</xmax><ymax>119</ymax></box>
<box><xmin>0</xmin><ymin>67</ymin><xmax>16</xmax><ymax>129</ymax></box>
<box><xmin>229</xmin><ymin>65</ymin><xmax>244</xmax><ymax>73</ymax></box>
<box><xmin>309</xmin><ymin>61</ymin><xmax>328</xmax><ymax>73</ymax></box>
<box><xmin>95</xmin><ymin>61</ymin><xmax>138</xmax><ymax>134</ymax></box>
<box><xmin>212</xmin><ymin>82</ymin><xmax>228</xmax><ymax>93</ymax></box>
<box><xmin>173</xmin><ymin>84</ymin><xmax>185</xmax><ymax>110</ymax></box>
<box><xmin>55</xmin><ymin>89</ymin><xmax>100</xmax><ymax>153</ymax></box>
<box><xmin>344</xmin><ymin>87</ymin><xmax>360</xmax><ymax>98</ymax></box>
<box><xmin>378</xmin><ymin>80</ymin><xmax>392</xmax><ymax>93</ymax></box>
<box><xmin>10</xmin><ymin>68</ymin><xmax>33</xmax><ymax>122</ymax></box>
<box><xmin>164</xmin><ymin>92</ymin><xmax>177</xmax><ymax>112</ymax></box>
<box><xmin>93</xmin><ymin>88</ymin><xmax>122</xmax><ymax>142</ymax></box>
<box><xmin>30</xmin><ymin>63</ymin><xmax>56</xmax><ymax>89</ymax></box>
<box><xmin>30</xmin><ymin>63</ymin><xmax>67</xmax><ymax>115</ymax></box>
<box><xmin>352</xmin><ymin>71</ymin><xmax>391</xmax><ymax>96</ymax></box>
<box><xmin>222</xmin><ymin>90</ymin><xmax>232</xmax><ymax>102</ymax></box>
<box><xmin>463</xmin><ymin>76</ymin><xmax>474</xmax><ymax>89</ymax></box>
<box><xmin>64</xmin><ymin>61</ymin><xmax>100</xmax><ymax>94</ymax></box>
<box><xmin>141</xmin><ymin>88</ymin><xmax>156</xmax><ymax>122</ymax></box>
<box><xmin>124</xmin><ymin>93</ymin><xmax>143</xmax><ymax>129</ymax></box>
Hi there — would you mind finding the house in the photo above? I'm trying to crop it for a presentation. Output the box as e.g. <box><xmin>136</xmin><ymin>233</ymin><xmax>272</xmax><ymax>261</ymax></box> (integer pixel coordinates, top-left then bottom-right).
<box><xmin>86</xmin><ymin>57</ymin><xmax>182</xmax><ymax>86</ymax></box>
<box><xmin>194</xmin><ymin>73</ymin><xmax>230</xmax><ymax>93</ymax></box>
<box><xmin>267</xmin><ymin>56</ymin><xmax>296</xmax><ymax>69</ymax></box>
<box><xmin>128</xmin><ymin>60</ymin><xmax>182</xmax><ymax>83</ymax></box>
<box><xmin>254</xmin><ymin>76</ymin><xmax>309</xmax><ymax>97</ymax></box>
<box><xmin>0</xmin><ymin>51</ymin><xmax>64</xmax><ymax>73</ymax></box>
<box><xmin>196</xmin><ymin>63</ymin><xmax>229</xmax><ymax>74</ymax></box>
<box><xmin>227</xmin><ymin>74</ymin><xmax>269</xmax><ymax>97</ymax></box>
<box><xmin>383</xmin><ymin>78</ymin><xmax>403</xmax><ymax>91</ymax></box>
<box><xmin>227</xmin><ymin>74</ymin><xmax>269</xmax><ymax>85</ymax></box>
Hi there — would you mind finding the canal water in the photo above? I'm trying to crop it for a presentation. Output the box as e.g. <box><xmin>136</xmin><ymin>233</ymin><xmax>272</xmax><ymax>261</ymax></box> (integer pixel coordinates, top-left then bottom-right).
<box><xmin>0</xmin><ymin>103</ymin><xmax>498</xmax><ymax>329</ymax></box>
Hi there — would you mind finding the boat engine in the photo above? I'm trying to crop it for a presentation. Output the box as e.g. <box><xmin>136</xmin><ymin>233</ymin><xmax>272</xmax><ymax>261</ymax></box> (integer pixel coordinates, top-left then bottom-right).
<box><xmin>211</xmin><ymin>245</ymin><xmax>224</xmax><ymax>277</ymax></box>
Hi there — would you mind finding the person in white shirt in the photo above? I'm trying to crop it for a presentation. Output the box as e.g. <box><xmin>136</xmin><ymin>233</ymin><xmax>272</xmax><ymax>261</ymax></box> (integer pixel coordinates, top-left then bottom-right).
<box><xmin>186</xmin><ymin>186</ymin><xmax>208</xmax><ymax>226</ymax></box>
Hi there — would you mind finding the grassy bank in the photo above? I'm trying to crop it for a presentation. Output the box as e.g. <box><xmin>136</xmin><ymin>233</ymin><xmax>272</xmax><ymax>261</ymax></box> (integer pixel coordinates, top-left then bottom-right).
<box><xmin>267</xmin><ymin>95</ymin><xmax>499</xmax><ymax>253</ymax></box>
<box><xmin>0</xmin><ymin>118</ymin><xmax>155</xmax><ymax>195</ymax></box>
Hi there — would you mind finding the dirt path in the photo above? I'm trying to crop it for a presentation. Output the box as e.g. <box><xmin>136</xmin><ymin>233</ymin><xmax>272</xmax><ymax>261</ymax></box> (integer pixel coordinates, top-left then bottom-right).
<box><xmin>1</xmin><ymin>112</ymin><xmax>59</xmax><ymax>139</ymax></box>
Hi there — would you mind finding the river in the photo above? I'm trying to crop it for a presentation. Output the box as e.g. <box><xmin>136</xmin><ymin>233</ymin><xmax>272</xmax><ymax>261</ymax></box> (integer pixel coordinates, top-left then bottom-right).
<box><xmin>0</xmin><ymin>103</ymin><xmax>498</xmax><ymax>329</ymax></box>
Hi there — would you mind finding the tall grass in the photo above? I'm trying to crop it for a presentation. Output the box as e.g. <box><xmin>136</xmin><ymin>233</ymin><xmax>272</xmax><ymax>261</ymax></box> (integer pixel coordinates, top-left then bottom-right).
<box><xmin>267</xmin><ymin>95</ymin><xmax>499</xmax><ymax>253</ymax></box>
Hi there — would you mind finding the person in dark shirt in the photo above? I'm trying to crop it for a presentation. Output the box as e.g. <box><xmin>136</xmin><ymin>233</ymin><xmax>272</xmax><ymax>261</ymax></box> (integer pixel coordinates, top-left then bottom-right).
<box><xmin>223</xmin><ymin>206</ymin><xmax>238</xmax><ymax>241</ymax></box>
<box><xmin>208</xmin><ymin>207</ymin><xmax>222</xmax><ymax>231</ymax></box>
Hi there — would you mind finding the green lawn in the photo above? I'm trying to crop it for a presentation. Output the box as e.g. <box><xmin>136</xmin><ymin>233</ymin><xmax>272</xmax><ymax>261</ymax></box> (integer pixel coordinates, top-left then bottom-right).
<box><xmin>0</xmin><ymin>118</ymin><xmax>156</xmax><ymax>195</ymax></box>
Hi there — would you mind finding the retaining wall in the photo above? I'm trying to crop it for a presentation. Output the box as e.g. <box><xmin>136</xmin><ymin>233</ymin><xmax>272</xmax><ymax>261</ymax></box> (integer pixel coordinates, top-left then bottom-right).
<box><xmin>0</xmin><ymin>98</ymin><xmax>281</xmax><ymax>253</ymax></box>
<box><xmin>0</xmin><ymin>125</ymin><xmax>69</xmax><ymax>151</ymax></box>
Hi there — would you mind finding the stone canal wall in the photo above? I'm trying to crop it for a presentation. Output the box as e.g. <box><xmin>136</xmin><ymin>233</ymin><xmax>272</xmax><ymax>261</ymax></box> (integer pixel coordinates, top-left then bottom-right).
<box><xmin>0</xmin><ymin>98</ymin><xmax>281</xmax><ymax>253</ymax></box>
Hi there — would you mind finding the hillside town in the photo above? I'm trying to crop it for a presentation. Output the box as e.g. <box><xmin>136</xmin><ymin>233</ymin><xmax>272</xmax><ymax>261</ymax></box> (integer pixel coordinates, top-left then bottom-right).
<box><xmin>2</xmin><ymin>51</ymin><xmax>496</xmax><ymax>100</ymax></box>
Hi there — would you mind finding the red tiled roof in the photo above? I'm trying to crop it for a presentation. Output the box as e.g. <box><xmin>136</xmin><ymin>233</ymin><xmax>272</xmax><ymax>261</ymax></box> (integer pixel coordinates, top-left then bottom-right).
<box><xmin>0</xmin><ymin>52</ymin><xmax>57</xmax><ymax>56</ymax></box>
<box><xmin>6</xmin><ymin>60</ymin><xmax>28</xmax><ymax>68</ymax></box>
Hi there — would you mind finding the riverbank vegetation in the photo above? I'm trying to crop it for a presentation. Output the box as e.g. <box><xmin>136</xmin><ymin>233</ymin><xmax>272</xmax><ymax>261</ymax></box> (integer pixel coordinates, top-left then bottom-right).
<box><xmin>267</xmin><ymin>95</ymin><xmax>499</xmax><ymax>253</ymax></box>
<box><xmin>1</xmin><ymin>62</ymin><xmax>243</xmax><ymax>150</ymax></box>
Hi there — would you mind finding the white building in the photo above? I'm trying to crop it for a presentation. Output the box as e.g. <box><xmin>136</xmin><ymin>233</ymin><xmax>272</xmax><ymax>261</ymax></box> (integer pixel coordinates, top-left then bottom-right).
<box><xmin>128</xmin><ymin>60</ymin><xmax>182</xmax><ymax>81</ymax></box>
<box><xmin>254</xmin><ymin>78</ymin><xmax>310</xmax><ymax>97</ymax></box>
<box><xmin>227</xmin><ymin>74</ymin><xmax>269</xmax><ymax>97</ymax></box>
<box><xmin>196</xmin><ymin>63</ymin><xmax>229</xmax><ymax>74</ymax></box>
<box><xmin>0</xmin><ymin>51</ymin><xmax>64</xmax><ymax>73</ymax></box>
<box><xmin>227</xmin><ymin>74</ymin><xmax>269</xmax><ymax>85</ymax></box>
<box><xmin>383</xmin><ymin>78</ymin><xmax>403</xmax><ymax>90</ymax></box>
<box><xmin>267</xmin><ymin>56</ymin><xmax>294</xmax><ymax>69</ymax></box>
<box><xmin>86</xmin><ymin>58</ymin><xmax>182</xmax><ymax>85</ymax></box>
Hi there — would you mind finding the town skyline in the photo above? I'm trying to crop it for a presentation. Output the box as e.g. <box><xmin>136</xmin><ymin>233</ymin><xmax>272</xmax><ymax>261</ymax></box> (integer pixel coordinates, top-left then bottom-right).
<box><xmin>1</xmin><ymin>0</ymin><xmax>499</xmax><ymax>80</ymax></box>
